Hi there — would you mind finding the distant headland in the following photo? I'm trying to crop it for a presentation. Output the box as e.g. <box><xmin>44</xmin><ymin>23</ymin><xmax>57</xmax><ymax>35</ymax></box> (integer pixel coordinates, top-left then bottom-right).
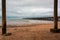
<box><xmin>23</xmin><ymin>16</ymin><xmax>60</xmax><ymax>21</ymax></box>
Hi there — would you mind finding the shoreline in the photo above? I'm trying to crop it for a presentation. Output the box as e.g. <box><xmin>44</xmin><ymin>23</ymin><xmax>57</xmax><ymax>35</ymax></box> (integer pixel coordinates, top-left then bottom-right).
<box><xmin>0</xmin><ymin>19</ymin><xmax>60</xmax><ymax>28</ymax></box>
<box><xmin>0</xmin><ymin>20</ymin><xmax>53</xmax><ymax>27</ymax></box>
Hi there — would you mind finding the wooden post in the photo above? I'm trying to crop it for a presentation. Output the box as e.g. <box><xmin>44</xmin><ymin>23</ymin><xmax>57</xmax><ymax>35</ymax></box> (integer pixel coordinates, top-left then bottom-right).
<box><xmin>50</xmin><ymin>0</ymin><xmax>60</xmax><ymax>33</ymax></box>
<box><xmin>54</xmin><ymin>0</ymin><xmax>58</xmax><ymax>29</ymax></box>
<box><xmin>2</xmin><ymin>0</ymin><xmax>6</xmax><ymax>35</ymax></box>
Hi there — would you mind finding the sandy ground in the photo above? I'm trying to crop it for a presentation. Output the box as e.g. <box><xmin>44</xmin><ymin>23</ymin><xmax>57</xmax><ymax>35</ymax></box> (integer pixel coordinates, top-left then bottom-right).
<box><xmin>0</xmin><ymin>22</ymin><xmax>60</xmax><ymax>40</ymax></box>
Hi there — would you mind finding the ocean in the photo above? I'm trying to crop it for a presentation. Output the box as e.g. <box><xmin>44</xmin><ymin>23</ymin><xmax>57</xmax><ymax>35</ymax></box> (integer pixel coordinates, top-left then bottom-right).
<box><xmin>0</xmin><ymin>18</ymin><xmax>53</xmax><ymax>26</ymax></box>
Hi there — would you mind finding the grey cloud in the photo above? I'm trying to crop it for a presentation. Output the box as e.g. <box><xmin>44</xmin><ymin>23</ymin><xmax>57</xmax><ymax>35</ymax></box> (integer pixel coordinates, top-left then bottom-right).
<box><xmin>0</xmin><ymin>0</ymin><xmax>60</xmax><ymax>18</ymax></box>
<box><xmin>6</xmin><ymin>0</ymin><xmax>54</xmax><ymax>8</ymax></box>
<box><xmin>58</xmin><ymin>0</ymin><xmax>60</xmax><ymax>8</ymax></box>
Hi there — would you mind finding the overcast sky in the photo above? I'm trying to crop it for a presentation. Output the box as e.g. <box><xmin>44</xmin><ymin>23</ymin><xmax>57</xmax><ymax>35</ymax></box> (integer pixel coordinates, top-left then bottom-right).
<box><xmin>0</xmin><ymin>0</ymin><xmax>60</xmax><ymax>18</ymax></box>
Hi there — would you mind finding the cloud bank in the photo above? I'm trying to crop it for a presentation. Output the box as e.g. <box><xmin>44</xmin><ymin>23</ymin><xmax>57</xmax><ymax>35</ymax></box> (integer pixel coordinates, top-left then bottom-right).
<box><xmin>0</xmin><ymin>0</ymin><xmax>60</xmax><ymax>18</ymax></box>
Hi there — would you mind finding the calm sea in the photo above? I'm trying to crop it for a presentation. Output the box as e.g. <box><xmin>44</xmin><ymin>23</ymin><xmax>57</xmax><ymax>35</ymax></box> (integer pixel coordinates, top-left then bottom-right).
<box><xmin>0</xmin><ymin>18</ymin><xmax>60</xmax><ymax>22</ymax></box>
<box><xmin>0</xmin><ymin>18</ymin><xmax>30</xmax><ymax>22</ymax></box>
<box><xmin>0</xmin><ymin>18</ymin><xmax>54</xmax><ymax>26</ymax></box>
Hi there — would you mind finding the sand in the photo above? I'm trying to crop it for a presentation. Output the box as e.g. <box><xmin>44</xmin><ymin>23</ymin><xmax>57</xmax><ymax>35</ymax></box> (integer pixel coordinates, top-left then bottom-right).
<box><xmin>0</xmin><ymin>21</ymin><xmax>60</xmax><ymax>40</ymax></box>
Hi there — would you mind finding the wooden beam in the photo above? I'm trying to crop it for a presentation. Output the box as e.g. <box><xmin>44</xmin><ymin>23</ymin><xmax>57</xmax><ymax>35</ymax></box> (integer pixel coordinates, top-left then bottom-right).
<box><xmin>50</xmin><ymin>0</ymin><xmax>60</xmax><ymax>33</ymax></box>
<box><xmin>2</xmin><ymin>0</ymin><xmax>6</xmax><ymax>35</ymax></box>
<box><xmin>54</xmin><ymin>0</ymin><xmax>58</xmax><ymax>29</ymax></box>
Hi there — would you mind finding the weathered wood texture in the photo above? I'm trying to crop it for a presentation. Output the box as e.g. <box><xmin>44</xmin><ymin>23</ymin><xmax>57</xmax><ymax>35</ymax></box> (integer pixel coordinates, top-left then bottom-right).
<box><xmin>54</xmin><ymin>0</ymin><xmax>58</xmax><ymax>29</ymax></box>
<box><xmin>2</xmin><ymin>0</ymin><xmax>6</xmax><ymax>35</ymax></box>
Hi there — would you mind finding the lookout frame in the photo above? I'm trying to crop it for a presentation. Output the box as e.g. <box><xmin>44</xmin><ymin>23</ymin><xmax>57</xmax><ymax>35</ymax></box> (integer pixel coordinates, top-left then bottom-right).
<box><xmin>2</xmin><ymin>0</ymin><xmax>60</xmax><ymax>36</ymax></box>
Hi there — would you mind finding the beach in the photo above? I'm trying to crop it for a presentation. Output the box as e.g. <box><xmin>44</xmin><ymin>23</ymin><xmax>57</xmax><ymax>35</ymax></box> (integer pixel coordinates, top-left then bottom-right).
<box><xmin>0</xmin><ymin>20</ymin><xmax>60</xmax><ymax>40</ymax></box>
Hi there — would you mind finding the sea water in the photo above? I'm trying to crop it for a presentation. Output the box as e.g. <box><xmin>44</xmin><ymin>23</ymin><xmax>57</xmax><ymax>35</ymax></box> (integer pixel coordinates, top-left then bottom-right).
<box><xmin>0</xmin><ymin>17</ymin><xmax>60</xmax><ymax>26</ymax></box>
<box><xmin>0</xmin><ymin>16</ymin><xmax>60</xmax><ymax>22</ymax></box>
<box><xmin>0</xmin><ymin>18</ymin><xmax>53</xmax><ymax>26</ymax></box>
